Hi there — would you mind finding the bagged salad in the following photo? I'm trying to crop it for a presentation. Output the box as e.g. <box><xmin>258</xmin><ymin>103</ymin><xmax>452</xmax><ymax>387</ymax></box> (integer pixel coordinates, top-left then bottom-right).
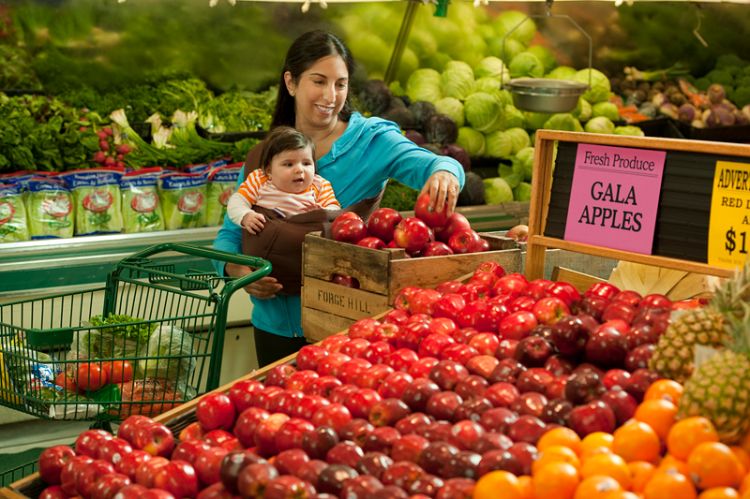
<box><xmin>159</xmin><ymin>171</ymin><xmax>208</xmax><ymax>230</ymax></box>
<box><xmin>139</xmin><ymin>324</ymin><xmax>196</xmax><ymax>390</ymax></box>
<box><xmin>25</xmin><ymin>177</ymin><xmax>74</xmax><ymax>239</ymax></box>
<box><xmin>0</xmin><ymin>183</ymin><xmax>30</xmax><ymax>242</ymax></box>
<box><xmin>60</xmin><ymin>168</ymin><xmax>124</xmax><ymax>236</ymax></box>
<box><xmin>121</xmin><ymin>168</ymin><xmax>164</xmax><ymax>233</ymax></box>
<box><xmin>205</xmin><ymin>162</ymin><xmax>242</xmax><ymax>226</ymax></box>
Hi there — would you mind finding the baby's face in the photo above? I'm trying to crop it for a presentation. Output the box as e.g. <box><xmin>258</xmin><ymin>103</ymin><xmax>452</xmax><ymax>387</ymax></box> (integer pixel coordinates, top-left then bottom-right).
<box><xmin>267</xmin><ymin>147</ymin><xmax>315</xmax><ymax>194</ymax></box>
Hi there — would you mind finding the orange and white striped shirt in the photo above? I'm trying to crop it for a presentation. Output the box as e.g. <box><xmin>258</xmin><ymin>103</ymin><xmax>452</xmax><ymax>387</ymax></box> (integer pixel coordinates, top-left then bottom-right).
<box><xmin>227</xmin><ymin>169</ymin><xmax>340</xmax><ymax>225</ymax></box>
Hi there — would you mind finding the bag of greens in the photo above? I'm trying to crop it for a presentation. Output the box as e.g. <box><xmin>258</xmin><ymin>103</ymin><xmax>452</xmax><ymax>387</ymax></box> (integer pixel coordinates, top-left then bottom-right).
<box><xmin>185</xmin><ymin>163</ymin><xmax>209</xmax><ymax>174</ymax></box>
<box><xmin>121</xmin><ymin>168</ymin><xmax>164</xmax><ymax>233</ymax></box>
<box><xmin>60</xmin><ymin>169</ymin><xmax>124</xmax><ymax>236</ymax></box>
<box><xmin>209</xmin><ymin>159</ymin><xmax>230</xmax><ymax>168</ymax></box>
<box><xmin>139</xmin><ymin>325</ymin><xmax>196</xmax><ymax>389</ymax></box>
<box><xmin>0</xmin><ymin>183</ymin><xmax>30</xmax><ymax>243</ymax></box>
<box><xmin>25</xmin><ymin>177</ymin><xmax>74</xmax><ymax>239</ymax></box>
<box><xmin>159</xmin><ymin>171</ymin><xmax>208</xmax><ymax>230</ymax></box>
<box><xmin>205</xmin><ymin>163</ymin><xmax>242</xmax><ymax>226</ymax></box>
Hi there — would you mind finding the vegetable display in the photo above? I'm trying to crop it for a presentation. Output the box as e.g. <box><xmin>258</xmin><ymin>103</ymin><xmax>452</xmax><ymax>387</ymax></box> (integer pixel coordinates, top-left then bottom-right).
<box><xmin>159</xmin><ymin>171</ymin><xmax>208</xmax><ymax>231</ymax></box>
<box><xmin>120</xmin><ymin>168</ymin><xmax>164</xmax><ymax>234</ymax></box>
<box><xmin>61</xmin><ymin>169</ymin><xmax>124</xmax><ymax>236</ymax></box>
<box><xmin>25</xmin><ymin>177</ymin><xmax>74</xmax><ymax>239</ymax></box>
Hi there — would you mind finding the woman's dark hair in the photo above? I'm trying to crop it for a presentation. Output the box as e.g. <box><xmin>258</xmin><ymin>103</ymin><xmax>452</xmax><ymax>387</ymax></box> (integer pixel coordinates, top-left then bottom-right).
<box><xmin>259</xmin><ymin>126</ymin><xmax>316</xmax><ymax>173</ymax></box>
<box><xmin>271</xmin><ymin>30</ymin><xmax>356</xmax><ymax>128</ymax></box>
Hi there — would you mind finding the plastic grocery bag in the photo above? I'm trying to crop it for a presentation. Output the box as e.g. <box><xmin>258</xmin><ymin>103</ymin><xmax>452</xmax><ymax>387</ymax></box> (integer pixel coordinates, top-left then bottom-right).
<box><xmin>159</xmin><ymin>171</ymin><xmax>208</xmax><ymax>230</ymax></box>
<box><xmin>0</xmin><ymin>183</ymin><xmax>30</xmax><ymax>242</ymax></box>
<box><xmin>139</xmin><ymin>325</ymin><xmax>196</xmax><ymax>390</ymax></box>
<box><xmin>60</xmin><ymin>168</ymin><xmax>124</xmax><ymax>236</ymax></box>
<box><xmin>25</xmin><ymin>177</ymin><xmax>74</xmax><ymax>239</ymax></box>
<box><xmin>121</xmin><ymin>168</ymin><xmax>165</xmax><ymax>233</ymax></box>
<box><xmin>205</xmin><ymin>163</ymin><xmax>242</xmax><ymax>226</ymax></box>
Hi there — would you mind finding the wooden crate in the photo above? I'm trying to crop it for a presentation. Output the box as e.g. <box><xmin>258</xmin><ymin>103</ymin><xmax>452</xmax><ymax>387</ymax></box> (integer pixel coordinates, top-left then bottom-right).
<box><xmin>301</xmin><ymin>232</ymin><xmax>522</xmax><ymax>342</ymax></box>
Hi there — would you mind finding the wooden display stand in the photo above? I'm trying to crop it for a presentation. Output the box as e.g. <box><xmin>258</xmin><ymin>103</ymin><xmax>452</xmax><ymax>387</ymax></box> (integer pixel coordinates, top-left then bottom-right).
<box><xmin>525</xmin><ymin>130</ymin><xmax>750</xmax><ymax>281</ymax></box>
<box><xmin>300</xmin><ymin>232</ymin><xmax>522</xmax><ymax>342</ymax></box>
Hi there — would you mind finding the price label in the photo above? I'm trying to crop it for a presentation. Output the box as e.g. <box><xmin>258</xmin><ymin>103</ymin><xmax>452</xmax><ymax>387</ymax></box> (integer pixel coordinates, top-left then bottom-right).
<box><xmin>708</xmin><ymin>160</ymin><xmax>750</xmax><ymax>269</ymax></box>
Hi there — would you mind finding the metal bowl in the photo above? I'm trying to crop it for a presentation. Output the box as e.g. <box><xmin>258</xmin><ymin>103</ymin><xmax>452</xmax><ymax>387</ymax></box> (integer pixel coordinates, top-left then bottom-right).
<box><xmin>506</xmin><ymin>78</ymin><xmax>589</xmax><ymax>113</ymax></box>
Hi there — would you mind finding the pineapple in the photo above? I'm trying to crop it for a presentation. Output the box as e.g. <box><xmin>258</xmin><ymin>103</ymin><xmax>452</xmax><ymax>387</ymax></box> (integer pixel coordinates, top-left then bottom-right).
<box><xmin>678</xmin><ymin>302</ymin><xmax>750</xmax><ymax>444</ymax></box>
<box><xmin>649</xmin><ymin>263</ymin><xmax>750</xmax><ymax>382</ymax></box>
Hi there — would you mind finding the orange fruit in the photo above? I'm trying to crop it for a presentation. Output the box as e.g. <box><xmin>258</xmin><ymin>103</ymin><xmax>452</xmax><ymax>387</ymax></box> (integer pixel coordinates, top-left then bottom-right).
<box><xmin>532</xmin><ymin>462</ymin><xmax>580</xmax><ymax>499</ymax></box>
<box><xmin>688</xmin><ymin>442</ymin><xmax>743</xmax><ymax>489</ymax></box>
<box><xmin>731</xmin><ymin>446</ymin><xmax>750</xmax><ymax>475</ymax></box>
<box><xmin>604</xmin><ymin>492</ymin><xmax>640</xmax><ymax>499</ymax></box>
<box><xmin>613</xmin><ymin>420</ymin><xmax>661</xmax><ymax>463</ymax></box>
<box><xmin>532</xmin><ymin>445</ymin><xmax>581</xmax><ymax>473</ymax></box>
<box><xmin>740</xmin><ymin>431</ymin><xmax>750</xmax><ymax>457</ymax></box>
<box><xmin>538</xmin><ymin>427</ymin><xmax>583</xmax><ymax>456</ymax></box>
<box><xmin>644</xmin><ymin>379</ymin><xmax>684</xmax><ymax>404</ymax></box>
<box><xmin>634</xmin><ymin>398</ymin><xmax>678</xmax><ymax>441</ymax></box>
<box><xmin>667</xmin><ymin>417</ymin><xmax>720</xmax><ymax>460</ymax></box>
<box><xmin>643</xmin><ymin>469</ymin><xmax>697</xmax><ymax>499</ymax></box>
<box><xmin>574</xmin><ymin>475</ymin><xmax>622</xmax><ymax>499</ymax></box>
<box><xmin>629</xmin><ymin>460</ymin><xmax>657</xmax><ymax>493</ymax></box>
<box><xmin>474</xmin><ymin>470</ymin><xmax>522</xmax><ymax>499</ymax></box>
<box><xmin>698</xmin><ymin>487</ymin><xmax>741</xmax><ymax>499</ymax></box>
<box><xmin>581</xmin><ymin>452</ymin><xmax>632</xmax><ymax>489</ymax></box>
<box><xmin>740</xmin><ymin>473</ymin><xmax>750</xmax><ymax>495</ymax></box>
<box><xmin>581</xmin><ymin>432</ymin><xmax>615</xmax><ymax>460</ymax></box>
<box><xmin>657</xmin><ymin>454</ymin><xmax>691</xmax><ymax>475</ymax></box>
<box><xmin>517</xmin><ymin>475</ymin><xmax>533</xmax><ymax>499</ymax></box>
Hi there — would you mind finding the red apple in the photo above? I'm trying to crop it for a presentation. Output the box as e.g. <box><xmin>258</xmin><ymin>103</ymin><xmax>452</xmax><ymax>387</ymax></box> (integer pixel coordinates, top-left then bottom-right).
<box><xmin>357</xmin><ymin>236</ymin><xmax>386</xmax><ymax>249</ymax></box>
<box><xmin>117</xmin><ymin>415</ymin><xmax>152</xmax><ymax>444</ymax></box>
<box><xmin>197</xmin><ymin>393</ymin><xmax>236</xmax><ymax>431</ymax></box>
<box><xmin>332</xmin><ymin>213</ymin><xmax>367</xmax><ymax>243</ymax></box>
<box><xmin>435</xmin><ymin>213</ymin><xmax>471</xmax><ymax>243</ymax></box>
<box><xmin>422</xmin><ymin>241</ymin><xmax>454</xmax><ymax>256</ymax></box>
<box><xmin>567</xmin><ymin>400</ymin><xmax>616</xmax><ymax>437</ymax></box>
<box><xmin>39</xmin><ymin>445</ymin><xmax>76</xmax><ymax>485</ymax></box>
<box><xmin>367</xmin><ymin>208</ymin><xmax>403</xmax><ymax>242</ymax></box>
<box><xmin>414</xmin><ymin>192</ymin><xmax>449</xmax><ymax>228</ymax></box>
<box><xmin>393</xmin><ymin>217</ymin><xmax>433</xmax><ymax>253</ymax></box>
<box><xmin>75</xmin><ymin>430</ymin><xmax>114</xmax><ymax>458</ymax></box>
<box><xmin>601</xmin><ymin>388</ymin><xmax>639</xmax><ymax>425</ymax></box>
<box><xmin>194</xmin><ymin>446</ymin><xmax>229</xmax><ymax>486</ymax></box>
<box><xmin>114</xmin><ymin>449</ymin><xmax>151</xmax><ymax>480</ymax></box>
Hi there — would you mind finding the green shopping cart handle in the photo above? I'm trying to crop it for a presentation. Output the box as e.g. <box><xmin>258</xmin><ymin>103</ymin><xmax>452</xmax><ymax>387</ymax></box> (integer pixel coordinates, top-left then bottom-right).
<box><xmin>125</xmin><ymin>242</ymin><xmax>273</xmax><ymax>294</ymax></box>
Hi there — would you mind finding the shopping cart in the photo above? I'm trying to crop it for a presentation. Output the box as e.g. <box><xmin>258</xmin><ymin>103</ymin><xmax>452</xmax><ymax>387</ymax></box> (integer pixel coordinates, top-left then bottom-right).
<box><xmin>0</xmin><ymin>243</ymin><xmax>271</xmax><ymax>426</ymax></box>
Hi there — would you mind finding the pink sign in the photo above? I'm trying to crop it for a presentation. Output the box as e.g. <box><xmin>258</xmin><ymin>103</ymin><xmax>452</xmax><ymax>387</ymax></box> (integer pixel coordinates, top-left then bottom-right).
<box><xmin>564</xmin><ymin>143</ymin><xmax>666</xmax><ymax>254</ymax></box>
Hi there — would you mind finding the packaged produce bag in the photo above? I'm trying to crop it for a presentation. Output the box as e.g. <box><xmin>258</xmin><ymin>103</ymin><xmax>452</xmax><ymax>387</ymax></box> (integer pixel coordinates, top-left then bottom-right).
<box><xmin>61</xmin><ymin>168</ymin><xmax>124</xmax><ymax>236</ymax></box>
<box><xmin>205</xmin><ymin>162</ymin><xmax>242</xmax><ymax>226</ymax></box>
<box><xmin>0</xmin><ymin>183</ymin><xmax>30</xmax><ymax>242</ymax></box>
<box><xmin>25</xmin><ymin>177</ymin><xmax>75</xmax><ymax>239</ymax></box>
<box><xmin>121</xmin><ymin>168</ymin><xmax>165</xmax><ymax>233</ymax></box>
<box><xmin>139</xmin><ymin>324</ymin><xmax>196</xmax><ymax>392</ymax></box>
<box><xmin>159</xmin><ymin>171</ymin><xmax>208</xmax><ymax>230</ymax></box>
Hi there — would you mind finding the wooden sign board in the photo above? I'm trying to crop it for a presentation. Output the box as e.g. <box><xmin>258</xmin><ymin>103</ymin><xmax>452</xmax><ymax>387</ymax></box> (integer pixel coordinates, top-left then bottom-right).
<box><xmin>526</xmin><ymin>131</ymin><xmax>750</xmax><ymax>280</ymax></box>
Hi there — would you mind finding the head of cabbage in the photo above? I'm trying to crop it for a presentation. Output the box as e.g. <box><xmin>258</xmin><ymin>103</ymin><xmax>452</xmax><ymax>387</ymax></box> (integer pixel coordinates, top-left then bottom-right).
<box><xmin>584</xmin><ymin>116</ymin><xmax>616</xmax><ymax>134</ymax></box>
<box><xmin>543</xmin><ymin>113</ymin><xmax>584</xmax><ymax>132</ymax></box>
<box><xmin>484</xmin><ymin>177</ymin><xmax>515</xmax><ymax>204</ymax></box>
<box><xmin>574</xmin><ymin>69</ymin><xmax>611</xmax><ymax>104</ymax></box>
<box><xmin>441</xmin><ymin>69</ymin><xmax>475</xmax><ymax>101</ymax></box>
<box><xmin>434</xmin><ymin>97</ymin><xmax>465</xmax><ymax>127</ymax></box>
<box><xmin>592</xmin><ymin>102</ymin><xmax>620</xmax><ymax>121</ymax></box>
<box><xmin>456</xmin><ymin>127</ymin><xmax>486</xmax><ymax>157</ymax></box>
<box><xmin>494</xmin><ymin>10</ymin><xmax>536</xmax><ymax>45</ymax></box>
<box><xmin>464</xmin><ymin>92</ymin><xmax>502</xmax><ymax>133</ymax></box>
<box><xmin>474</xmin><ymin>57</ymin><xmax>509</xmax><ymax>82</ymax></box>
<box><xmin>406</xmin><ymin>68</ymin><xmax>443</xmax><ymax>103</ymax></box>
<box><xmin>509</xmin><ymin>52</ymin><xmax>545</xmax><ymax>79</ymax></box>
<box><xmin>485</xmin><ymin>130</ymin><xmax>513</xmax><ymax>159</ymax></box>
<box><xmin>505</xmin><ymin>127</ymin><xmax>531</xmax><ymax>155</ymax></box>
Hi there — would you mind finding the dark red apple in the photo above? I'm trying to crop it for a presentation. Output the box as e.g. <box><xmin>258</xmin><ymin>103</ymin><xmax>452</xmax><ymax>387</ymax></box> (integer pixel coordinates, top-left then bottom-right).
<box><xmin>393</xmin><ymin>217</ymin><xmax>433</xmax><ymax>253</ymax></box>
<box><xmin>601</xmin><ymin>388</ymin><xmax>639</xmax><ymax>425</ymax></box>
<box><xmin>567</xmin><ymin>400</ymin><xmax>616</xmax><ymax>437</ymax></box>
<box><xmin>564</xmin><ymin>369</ymin><xmax>606</xmax><ymax>404</ymax></box>
<box><xmin>367</xmin><ymin>207</ymin><xmax>403</xmax><ymax>242</ymax></box>
<box><xmin>585</xmin><ymin>326</ymin><xmax>628</xmax><ymax>368</ymax></box>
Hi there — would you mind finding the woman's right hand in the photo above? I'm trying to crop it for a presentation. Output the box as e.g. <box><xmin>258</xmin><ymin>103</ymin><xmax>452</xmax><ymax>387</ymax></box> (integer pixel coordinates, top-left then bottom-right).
<box><xmin>225</xmin><ymin>262</ymin><xmax>283</xmax><ymax>298</ymax></box>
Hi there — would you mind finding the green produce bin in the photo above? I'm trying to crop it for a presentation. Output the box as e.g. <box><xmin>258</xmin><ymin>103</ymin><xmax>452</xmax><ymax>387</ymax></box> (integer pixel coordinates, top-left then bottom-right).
<box><xmin>0</xmin><ymin>243</ymin><xmax>270</xmax><ymax>424</ymax></box>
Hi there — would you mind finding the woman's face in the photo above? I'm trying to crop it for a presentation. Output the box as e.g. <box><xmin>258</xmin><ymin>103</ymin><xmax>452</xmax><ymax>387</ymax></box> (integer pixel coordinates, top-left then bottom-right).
<box><xmin>267</xmin><ymin>146</ymin><xmax>315</xmax><ymax>194</ymax></box>
<box><xmin>286</xmin><ymin>54</ymin><xmax>349</xmax><ymax>130</ymax></box>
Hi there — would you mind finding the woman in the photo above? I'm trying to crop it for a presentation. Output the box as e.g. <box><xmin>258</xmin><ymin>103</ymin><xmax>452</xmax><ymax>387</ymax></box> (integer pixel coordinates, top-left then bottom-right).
<box><xmin>213</xmin><ymin>30</ymin><xmax>465</xmax><ymax>366</ymax></box>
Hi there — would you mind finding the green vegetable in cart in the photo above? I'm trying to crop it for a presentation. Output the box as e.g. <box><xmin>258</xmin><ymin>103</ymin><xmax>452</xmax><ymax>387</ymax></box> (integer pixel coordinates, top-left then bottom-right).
<box><xmin>61</xmin><ymin>169</ymin><xmax>124</xmax><ymax>236</ymax></box>
<box><xmin>206</xmin><ymin>164</ymin><xmax>242</xmax><ymax>227</ymax></box>
<box><xmin>159</xmin><ymin>171</ymin><xmax>208</xmax><ymax>230</ymax></box>
<box><xmin>121</xmin><ymin>168</ymin><xmax>165</xmax><ymax>233</ymax></box>
<box><xmin>25</xmin><ymin>177</ymin><xmax>74</xmax><ymax>239</ymax></box>
<box><xmin>139</xmin><ymin>325</ymin><xmax>197</xmax><ymax>389</ymax></box>
<box><xmin>0</xmin><ymin>184</ymin><xmax>30</xmax><ymax>243</ymax></box>
<box><xmin>73</xmin><ymin>314</ymin><xmax>156</xmax><ymax>360</ymax></box>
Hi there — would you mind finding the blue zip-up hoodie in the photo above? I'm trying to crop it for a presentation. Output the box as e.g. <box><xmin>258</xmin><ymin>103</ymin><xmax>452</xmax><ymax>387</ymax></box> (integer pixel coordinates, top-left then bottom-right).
<box><xmin>213</xmin><ymin>112</ymin><xmax>465</xmax><ymax>337</ymax></box>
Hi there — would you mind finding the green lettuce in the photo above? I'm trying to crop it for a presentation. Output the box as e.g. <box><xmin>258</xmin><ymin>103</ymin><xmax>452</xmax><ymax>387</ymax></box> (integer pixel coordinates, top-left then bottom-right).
<box><xmin>61</xmin><ymin>169</ymin><xmax>124</xmax><ymax>236</ymax></box>
<box><xmin>121</xmin><ymin>168</ymin><xmax>164</xmax><ymax>233</ymax></box>
<box><xmin>159</xmin><ymin>171</ymin><xmax>208</xmax><ymax>230</ymax></box>
<box><xmin>0</xmin><ymin>184</ymin><xmax>30</xmax><ymax>243</ymax></box>
<box><xmin>25</xmin><ymin>177</ymin><xmax>74</xmax><ymax>239</ymax></box>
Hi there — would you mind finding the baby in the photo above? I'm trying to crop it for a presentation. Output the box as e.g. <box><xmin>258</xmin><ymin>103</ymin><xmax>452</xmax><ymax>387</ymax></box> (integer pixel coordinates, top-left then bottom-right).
<box><xmin>227</xmin><ymin>126</ymin><xmax>340</xmax><ymax>233</ymax></box>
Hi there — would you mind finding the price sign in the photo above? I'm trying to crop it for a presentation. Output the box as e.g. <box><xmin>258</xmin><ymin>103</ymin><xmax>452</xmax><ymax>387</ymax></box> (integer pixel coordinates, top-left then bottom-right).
<box><xmin>563</xmin><ymin>144</ymin><xmax>666</xmax><ymax>254</ymax></box>
<box><xmin>708</xmin><ymin>160</ymin><xmax>750</xmax><ymax>269</ymax></box>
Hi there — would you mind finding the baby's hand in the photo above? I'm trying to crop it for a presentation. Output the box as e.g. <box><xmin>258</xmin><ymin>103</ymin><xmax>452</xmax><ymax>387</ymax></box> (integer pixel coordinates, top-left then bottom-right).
<box><xmin>241</xmin><ymin>210</ymin><xmax>266</xmax><ymax>234</ymax></box>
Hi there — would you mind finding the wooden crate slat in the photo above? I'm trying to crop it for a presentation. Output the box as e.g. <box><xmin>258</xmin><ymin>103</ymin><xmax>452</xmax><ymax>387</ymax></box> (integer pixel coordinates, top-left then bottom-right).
<box><xmin>302</xmin><ymin>306</ymin><xmax>355</xmax><ymax>342</ymax></box>
<box><xmin>301</xmin><ymin>278</ymin><xmax>391</xmax><ymax>321</ymax></box>
<box><xmin>388</xmin><ymin>248</ymin><xmax>522</xmax><ymax>297</ymax></box>
<box><xmin>303</xmin><ymin>233</ymin><xmax>394</xmax><ymax>294</ymax></box>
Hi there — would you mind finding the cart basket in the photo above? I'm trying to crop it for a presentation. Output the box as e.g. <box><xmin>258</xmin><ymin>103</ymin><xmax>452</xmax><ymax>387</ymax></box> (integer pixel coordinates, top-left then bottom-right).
<box><xmin>0</xmin><ymin>243</ymin><xmax>271</xmax><ymax>422</ymax></box>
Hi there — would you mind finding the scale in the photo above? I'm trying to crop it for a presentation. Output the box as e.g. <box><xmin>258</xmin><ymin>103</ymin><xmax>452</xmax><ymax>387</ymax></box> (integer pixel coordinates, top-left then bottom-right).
<box><xmin>503</xmin><ymin>0</ymin><xmax>592</xmax><ymax>114</ymax></box>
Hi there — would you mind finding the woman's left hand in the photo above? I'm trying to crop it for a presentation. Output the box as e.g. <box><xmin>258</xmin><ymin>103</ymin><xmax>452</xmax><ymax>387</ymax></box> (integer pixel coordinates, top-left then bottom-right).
<box><xmin>420</xmin><ymin>171</ymin><xmax>460</xmax><ymax>216</ymax></box>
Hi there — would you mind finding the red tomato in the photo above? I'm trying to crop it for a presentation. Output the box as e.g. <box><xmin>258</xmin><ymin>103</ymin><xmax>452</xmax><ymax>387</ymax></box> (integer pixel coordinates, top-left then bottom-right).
<box><xmin>76</xmin><ymin>363</ymin><xmax>109</xmax><ymax>392</ymax></box>
<box><xmin>54</xmin><ymin>372</ymin><xmax>80</xmax><ymax>394</ymax></box>
<box><xmin>105</xmin><ymin>360</ymin><xmax>134</xmax><ymax>384</ymax></box>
